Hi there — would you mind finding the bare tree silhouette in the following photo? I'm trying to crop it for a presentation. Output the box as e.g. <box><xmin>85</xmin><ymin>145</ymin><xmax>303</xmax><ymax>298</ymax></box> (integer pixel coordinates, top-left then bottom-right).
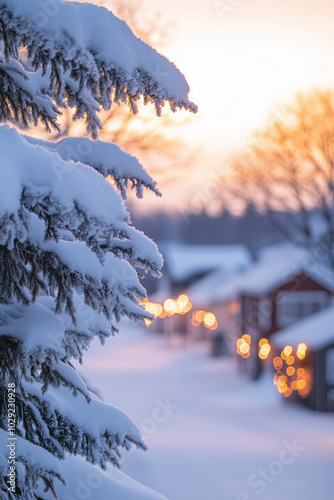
<box><xmin>223</xmin><ymin>90</ymin><xmax>334</xmax><ymax>268</ymax></box>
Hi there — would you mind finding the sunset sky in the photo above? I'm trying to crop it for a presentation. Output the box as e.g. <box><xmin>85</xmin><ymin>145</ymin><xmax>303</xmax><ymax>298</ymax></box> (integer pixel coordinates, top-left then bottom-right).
<box><xmin>75</xmin><ymin>0</ymin><xmax>334</xmax><ymax>212</ymax></box>
<box><xmin>150</xmin><ymin>0</ymin><xmax>334</xmax><ymax>140</ymax></box>
<box><xmin>97</xmin><ymin>1</ymin><xmax>334</xmax><ymax>213</ymax></box>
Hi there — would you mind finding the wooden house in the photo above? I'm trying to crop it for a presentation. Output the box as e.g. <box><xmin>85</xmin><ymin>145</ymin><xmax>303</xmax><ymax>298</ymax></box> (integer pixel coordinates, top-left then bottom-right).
<box><xmin>237</xmin><ymin>244</ymin><xmax>333</xmax><ymax>378</ymax></box>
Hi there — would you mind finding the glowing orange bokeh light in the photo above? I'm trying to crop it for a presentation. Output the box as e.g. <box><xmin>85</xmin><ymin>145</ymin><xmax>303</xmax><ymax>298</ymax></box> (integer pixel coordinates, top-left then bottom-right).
<box><xmin>283</xmin><ymin>346</ymin><xmax>293</xmax><ymax>357</ymax></box>
<box><xmin>286</xmin><ymin>355</ymin><xmax>294</xmax><ymax>365</ymax></box>
<box><xmin>164</xmin><ymin>299</ymin><xmax>177</xmax><ymax>314</ymax></box>
<box><xmin>204</xmin><ymin>312</ymin><xmax>216</xmax><ymax>327</ymax></box>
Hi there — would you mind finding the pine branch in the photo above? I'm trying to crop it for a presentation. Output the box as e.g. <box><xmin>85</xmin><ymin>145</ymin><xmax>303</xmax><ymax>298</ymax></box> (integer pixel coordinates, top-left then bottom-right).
<box><xmin>0</xmin><ymin>1</ymin><xmax>197</xmax><ymax>136</ymax></box>
<box><xmin>0</xmin><ymin>53</ymin><xmax>60</xmax><ymax>131</ymax></box>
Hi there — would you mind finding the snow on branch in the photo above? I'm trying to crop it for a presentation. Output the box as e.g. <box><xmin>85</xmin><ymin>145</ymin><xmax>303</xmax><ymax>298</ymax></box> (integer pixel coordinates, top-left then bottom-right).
<box><xmin>18</xmin><ymin>380</ymin><xmax>146</xmax><ymax>467</ymax></box>
<box><xmin>38</xmin><ymin>454</ymin><xmax>168</xmax><ymax>500</ymax></box>
<box><xmin>0</xmin><ymin>127</ymin><xmax>162</xmax><ymax>272</ymax></box>
<box><xmin>24</xmin><ymin>135</ymin><xmax>161</xmax><ymax>199</ymax></box>
<box><xmin>0</xmin><ymin>295</ymin><xmax>109</xmax><ymax>385</ymax></box>
<box><xmin>0</xmin><ymin>0</ymin><xmax>197</xmax><ymax>136</ymax></box>
<box><xmin>0</xmin><ymin>2</ymin><xmax>194</xmax><ymax>498</ymax></box>
<box><xmin>0</xmin><ymin>213</ymin><xmax>152</xmax><ymax>323</ymax></box>
<box><xmin>0</xmin><ymin>429</ymin><xmax>66</xmax><ymax>499</ymax></box>
<box><xmin>0</xmin><ymin>48</ymin><xmax>59</xmax><ymax>130</ymax></box>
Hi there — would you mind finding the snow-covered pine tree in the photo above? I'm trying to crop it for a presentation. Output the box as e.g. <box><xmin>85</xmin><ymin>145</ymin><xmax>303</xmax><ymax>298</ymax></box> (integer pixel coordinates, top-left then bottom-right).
<box><xmin>0</xmin><ymin>1</ymin><xmax>196</xmax><ymax>498</ymax></box>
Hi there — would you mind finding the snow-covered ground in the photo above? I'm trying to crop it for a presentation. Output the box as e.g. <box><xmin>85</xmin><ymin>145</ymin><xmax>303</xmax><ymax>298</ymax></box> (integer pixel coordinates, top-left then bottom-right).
<box><xmin>76</xmin><ymin>323</ymin><xmax>334</xmax><ymax>500</ymax></box>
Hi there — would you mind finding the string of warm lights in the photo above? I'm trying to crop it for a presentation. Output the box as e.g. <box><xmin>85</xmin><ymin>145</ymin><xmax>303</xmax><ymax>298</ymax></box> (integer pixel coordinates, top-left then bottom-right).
<box><xmin>273</xmin><ymin>343</ymin><xmax>310</xmax><ymax>399</ymax></box>
<box><xmin>235</xmin><ymin>336</ymin><xmax>310</xmax><ymax>400</ymax></box>
<box><xmin>143</xmin><ymin>297</ymin><xmax>311</xmax><ymax>401</ymax></box>
<box><xmin>140</xmin><ymin>294</ymin><xmax>193</xmax><ymax>326</ymax></box>
<box><xmin>191</xmin><ymin>310</ymin><xmax>218</xmax><ymax>330</ymax></box>
<box><xmin>140</xmin><ymin>295</ymin><xmax>219</xmax><ymax>331</ymax></box>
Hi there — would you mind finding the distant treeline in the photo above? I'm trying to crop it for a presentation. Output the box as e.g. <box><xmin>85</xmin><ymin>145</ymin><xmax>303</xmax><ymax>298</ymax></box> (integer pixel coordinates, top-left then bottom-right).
<box><xmin>131</xmin><ymin>207</ymin><xmax>292</xmax><ymax>255</ymax></box>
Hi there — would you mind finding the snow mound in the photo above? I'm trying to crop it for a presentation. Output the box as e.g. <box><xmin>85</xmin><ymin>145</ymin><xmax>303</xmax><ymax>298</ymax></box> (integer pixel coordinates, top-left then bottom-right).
<box><xmin>37</xmin><ymin>453</ymin><xmax>169</xmax><ymax>500</ymax></box>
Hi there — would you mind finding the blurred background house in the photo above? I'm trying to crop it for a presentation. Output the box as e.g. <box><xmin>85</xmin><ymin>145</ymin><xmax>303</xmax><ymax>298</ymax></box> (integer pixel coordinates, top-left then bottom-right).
<box><xmin>236</xmin><ymin>244</ymin><xmax>334</xmax><ymax>379</ymax></box>
<box><xmin>148</xmin><ymin>242</ymin><xmax>251</xmax><ymax>339</ymax></box>
<box><xmin>142</xmin><ymin>238</ymin><xmax>334</xmax><ymax>412</ymax></box>
<box><xmin>271</xmin><ymin>307</ymin><xmax>334</xmax><ymax>411</ymax></box>
<box><xmin>186</xmin><ymin>262</ymin><xmax>249</xmax><ymax>351</ymax></box>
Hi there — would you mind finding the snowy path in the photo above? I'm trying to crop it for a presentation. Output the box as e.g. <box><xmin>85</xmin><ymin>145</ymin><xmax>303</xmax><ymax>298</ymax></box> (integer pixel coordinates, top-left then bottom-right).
<box><xmin>77</xmin><ymin>324</ymin><xmax>334</xmax><ymax>500</ymax></box>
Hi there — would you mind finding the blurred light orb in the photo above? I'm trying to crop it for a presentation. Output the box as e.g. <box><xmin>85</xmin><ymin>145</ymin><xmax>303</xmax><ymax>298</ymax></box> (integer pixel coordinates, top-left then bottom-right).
<box><xmin>286</xmin><ymin>355</ymin><xmax>294</xmax><ymax>365</ymax></box>
<box><xmin>284</xmin><ymin>388</ymin><xmax>292</xmax><ymax>398</ymax></box>
<box><xmin>182</xmin><ymin>301</ymin><xmax>192</xmax><ymax>314</ymax></box>
<box><xmin>297</xmin><ymin>379</ymin><xmax>306</xmax><ymax>390</ymax></box>
<box><xmin>178</xmin><ymin>294</ymin><xmax>189</xmax><ymax>306</ymax></box>
<box><xmin>195</xmin><ymin>310</ymin><xmax>205</xmax><ymax>322</ymax></box>
<box><xmin>259</xmin><ymin>340</ymin><xmax>271</xmax><ymax>360</ymax></box>
<box><xmin>283</xmin><ymin>346</ymin><xmax>293</xmax><ymax>357</ymax></box>
<box><xmin>209</xmin><ymin>320</ymin><xmax>218</xmax><ymax>331</ymax></box>
<box><xmin>204</xmin><ymin>312</ymin><xmax>216</xmax><ymax>327</ymax></box>
<box><xmin>273</xmin><ymin>357</ymin><xmax>283</xmax><ymax>370</ymax></box>
<box><xmin>286</xmin><ymin>366</ymin><xmax>295</xmax><ymax>376</ymax></box>
<box><xmin>242</xmin><ymin>334</ymin><xmax>251</xmax><ymax>344</ymax></box>
<box><xmin>164</xmin><ymin>299</ymin><xmax>176</xmax><ymax>314</ymax></box>
<box><xmin>175</xmin><ymin>302</ymin><xmax>183</xmax><ymax>314</ymax></box>
<box><xmin>297</xmin><ymin>343</ymin><xmax>307</xmax><ymax>359</ymax></box>
<box><xmin>228</xmin><ymin>301</ymin><xmax>241</xmax><ymax>315</ymax></box>
<box><xmin>240</xmin><ymin>343</ymin><xmax>250</xmax><ymax>354</ymax></box>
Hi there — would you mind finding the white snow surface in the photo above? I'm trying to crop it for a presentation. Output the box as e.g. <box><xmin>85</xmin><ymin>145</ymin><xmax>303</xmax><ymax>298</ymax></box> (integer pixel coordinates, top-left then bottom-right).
<box><xmin>35</xmin><ymin>454</ymin><xmax>168</xmax><ymax>500</ymax></box>
<box><xmin>161</xmin><ymin>243</ymin><xmax>251</xmax><ymax>283</ymax></box>
<box><xmin>0</xmin><ymin>124</ymin><xmax>128</xmax><ymax>255</ymax></box>
<box><xmin>0</xmin><ymin>299</ymin><xmax>65</xmax><ymax>354</ymax></box>
<box><xmin>0</xmin><ymin>291</ymin><xmax>111</xmax><ymax>367</ymax></box>
<box><xmin>24</xmin><ymin>135</ymin><xmax>159</xmax><ymax>197</ymax></box>
<box><xmin>74</xmin><ymin>323</ymin><xmax>334</xmax><ymax>500</ymax></box>
<box><xmin>0</xmin><ymin>125</ymin><xmax>162</xmax><ymax>278</ymax></box>
<box><xmin>1</xmin><ymin>430</ymin><xmax>167</xmax><ymax>500</ymax></box>
<box><xmin>271</xmin><ymin>306</ymin><xmax>334</xmax><ymax>350</ymax></box>
<box><xmin>0</xmin><ymin>48</ymin><xmax>57</xmax><ymax>117</ymax></box>
<box><xmin>25</xmin><ymin>381</ymin><xmax>142</xmax><ymax>446</ymax></box>
<box><xmin>0</xmin><ymin>428</ymin><xmax>63</xmax><ymax>475</ymax></box>
<box><xmin>0</xmin><ymin>125</ymin><xmax>126</xmax><ymax>222</ymax></box>
<box><xmin>29</xmin><ymin>213</ymin><xmax>146</xmax><ymax>296</ymax></box>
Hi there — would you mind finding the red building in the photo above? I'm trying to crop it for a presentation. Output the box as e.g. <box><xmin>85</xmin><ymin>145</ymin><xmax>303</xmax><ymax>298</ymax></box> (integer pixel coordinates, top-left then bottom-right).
<box><xmin>238</xmin><ymin>245</ymin><xmax>333</xmax><ymax>378</ymax></box>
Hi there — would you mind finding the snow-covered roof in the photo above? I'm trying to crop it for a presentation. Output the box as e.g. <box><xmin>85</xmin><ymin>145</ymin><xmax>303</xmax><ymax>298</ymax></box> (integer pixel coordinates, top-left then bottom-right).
<box><xmin>161</xmin><ymin>243</ymin><xmax>251</xmax><ymax>283</ymax></box>
<box><xmin>187</xmin><ymin>266</ymin><xmax>248</xmax><ymax>307</ymax></box>
<box><xmin>238</xmin><ymin>243</ymin><xmax>334</xmax><ymax>296</ymax></box>
<box><xmin>187</xmin><ymin>243</ymin><xmax>334</xmax><ymax>307</ymax></box>
<box><xmin>271</xmin><ymin>306</ymin><xmax>334</xmax><ymax>350</ymax></box>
